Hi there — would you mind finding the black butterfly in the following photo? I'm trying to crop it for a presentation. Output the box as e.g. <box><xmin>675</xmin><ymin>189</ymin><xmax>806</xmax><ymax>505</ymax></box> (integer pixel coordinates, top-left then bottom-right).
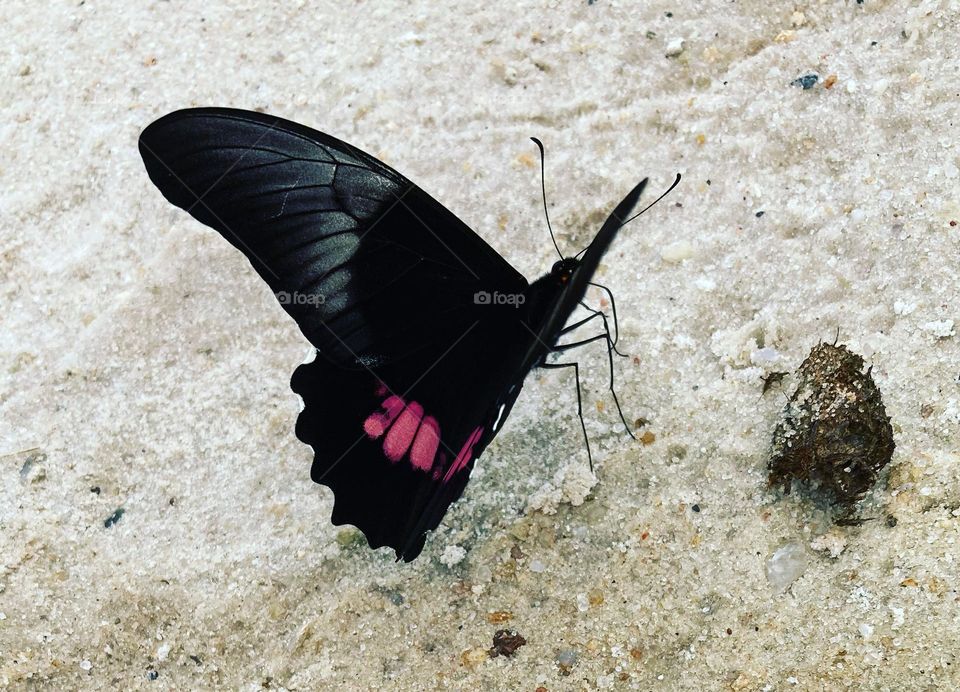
<box><xmin>139</xmin><ymin>108</ymin><xmax>673</xmax><ymax>561</ymax></box>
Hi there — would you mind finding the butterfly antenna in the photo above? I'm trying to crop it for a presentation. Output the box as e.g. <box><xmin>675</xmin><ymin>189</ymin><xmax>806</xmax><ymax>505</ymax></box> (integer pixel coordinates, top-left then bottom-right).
<box><xmin>531</xmin><ymin>137</ymin><xmax>565</xmax><ymax>261</ymax></box>
<box><xmin>573</xmin><ymin>173</ymin><xmax>681</xmax><ymax>260</ymax></box>
<box><xmin>619</xmin><ymin>172</ymin><xmax>682</xmax><ymax>228</ymax></box>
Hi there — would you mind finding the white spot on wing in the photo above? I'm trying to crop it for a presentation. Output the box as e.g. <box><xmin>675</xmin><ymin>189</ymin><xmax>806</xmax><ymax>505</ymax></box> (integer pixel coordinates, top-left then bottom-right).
<box><xmin>492</xmin><ymin>403</ymin><xmax>506</xmax><ymax>431</ymax></box>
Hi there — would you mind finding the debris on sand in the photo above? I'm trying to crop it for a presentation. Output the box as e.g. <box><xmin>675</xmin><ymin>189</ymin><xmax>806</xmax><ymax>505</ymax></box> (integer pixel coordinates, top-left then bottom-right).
<box><xmin>768</xmin><ymin>342</ymin><xmax>895</xmax><ymax>509</ymax></box>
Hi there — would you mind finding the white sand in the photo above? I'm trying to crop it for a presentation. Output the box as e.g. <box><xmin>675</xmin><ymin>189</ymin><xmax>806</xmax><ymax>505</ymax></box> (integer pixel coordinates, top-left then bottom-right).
<box><xmin>2</xmin><ymin>1</ymin><xmax>959</xmax><ymax>689</ymax></box>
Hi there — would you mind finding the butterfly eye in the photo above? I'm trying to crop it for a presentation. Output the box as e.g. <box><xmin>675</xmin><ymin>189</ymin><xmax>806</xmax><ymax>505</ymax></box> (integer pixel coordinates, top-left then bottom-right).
<box><xmin>552</xmin><ymin>260</ymin><xmax>564</xmax><ymax>274</ymax></box>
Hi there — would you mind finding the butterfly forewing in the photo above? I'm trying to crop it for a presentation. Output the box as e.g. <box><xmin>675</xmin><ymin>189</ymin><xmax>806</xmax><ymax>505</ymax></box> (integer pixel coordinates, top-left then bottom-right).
<box><xmin>138</xmin><ymin>107</ymin><xmax>527</xmax><ymax>368</ymax></box>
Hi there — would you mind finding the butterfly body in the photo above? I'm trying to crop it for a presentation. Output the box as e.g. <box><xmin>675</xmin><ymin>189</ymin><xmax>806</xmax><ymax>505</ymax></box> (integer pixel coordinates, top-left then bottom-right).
<box><xmin>139</xmin><ymin>108</ymin><xmax>648</xmax><ymax>561</ymax></box>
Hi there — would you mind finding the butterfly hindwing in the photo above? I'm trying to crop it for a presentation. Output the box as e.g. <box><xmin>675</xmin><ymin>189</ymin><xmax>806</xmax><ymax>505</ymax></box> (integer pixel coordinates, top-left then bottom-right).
<box><xmin>291</xmin><ymin>309</ymin><xmax>532</xmax><ymax>561</ymax></box>
<box><xmin>138</xmin><ymin>107</ymin><xmax>528</xmax><ymax>367</ymax></box>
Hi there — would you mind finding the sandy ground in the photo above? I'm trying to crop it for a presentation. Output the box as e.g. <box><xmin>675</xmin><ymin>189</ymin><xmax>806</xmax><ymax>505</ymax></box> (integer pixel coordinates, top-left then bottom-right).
<box><xmin>2</xmin><ymin>0</ymin><xmax>959</xmax><ymax>689</ymax></box>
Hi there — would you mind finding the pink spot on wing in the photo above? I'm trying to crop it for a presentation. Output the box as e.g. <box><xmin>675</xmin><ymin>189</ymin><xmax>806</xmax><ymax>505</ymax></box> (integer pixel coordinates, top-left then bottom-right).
<box><xmin>443</xmin><ymin>426</ymin><xmax>483</xmax><ymax>483</ymax></box>
<box><xmin>383</xmin><ymin>402</ymin><xmax>423</xmax><ymax>462</ymax></box>
<box><xmin>363</xmin><ymin>395</ymin><xmax>405</xmax><ymax>439</ymax></box>
<box><xmin>409</xmin><ymin>416</ymin><xmax>440</xmax><ymax>471</ymax></box>
<box><xmin>361</xmin><ymin>392</ymin><xmax>454</xmax><ymax>473</ymax></box>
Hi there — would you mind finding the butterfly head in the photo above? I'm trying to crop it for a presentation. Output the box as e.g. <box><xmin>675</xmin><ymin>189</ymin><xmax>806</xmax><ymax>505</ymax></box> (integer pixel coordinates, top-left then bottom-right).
<box><xmin>551</xmin><ymin>257</ymin><xmax>580</xmax><ymax>285</ymax></box>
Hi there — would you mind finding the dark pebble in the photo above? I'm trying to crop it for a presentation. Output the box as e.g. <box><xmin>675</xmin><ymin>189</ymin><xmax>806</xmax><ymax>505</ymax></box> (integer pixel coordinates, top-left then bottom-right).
<box><xmin>886</xmin><ymin>515</ymin><xmax>898</xmax><ymax>527</ymax></box>
<box><xmin>147</xmin><ymin>670</ymin><xmax>158</xmax><ymax>680</ymax></box>
<box><xmin>90</xmin><ymin>486</ymin><xmax>101</xmax><ymax>494</ymax></box>
<box><xmin>791</xmin><ymin>74</ymin><xmax>819</xmax><ymax>90</ymax></box>
<box><xmin>755</xmin><ymin>211</ymin><xmax>765</xmax><ymax>218</ymax></box>
<box><xmin>490</xmin><ymin>629</ymin><xmax>527</xmax><ymax>658</ymax></box>
<box><xmin>691</xmin><ymin>504</ymin><xmax>701</xmax><ymax>513</ymax></box>
<box><xmin>104</xmin><ymin>508</ymin><xmax>125</xmax><ymax>528</ymax></box>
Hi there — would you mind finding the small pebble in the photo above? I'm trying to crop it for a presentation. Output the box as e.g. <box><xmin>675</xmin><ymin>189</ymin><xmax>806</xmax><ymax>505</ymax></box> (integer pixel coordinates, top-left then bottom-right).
<box><xmin>920</xmin><ymin>319</ymin><xmax>955</xmax><ymax>339</ymax></box>
<box><xmin>791</xmin><ymin>74</ymin><xmax>819</xmax><ymax>90</ymax></box>
<box><xmin>489</xmin><ymin>629</ymin><xmax>526</xmax><ymax>658</ymax></box>
<box><xmin>104</xmin><ymin>508</ymin><xmax>125</xmax><ymax>528</ymax></box>
<box><xmin>460</xmin><ymin>647</ymin><xmax>489</xmax><ymax>667</ymax></box>
<box><xmin>894</xmin><ymin>300</ymin><xmax>917</xmax><ymax>316</ymax></box>
<box><xmin>665</xmin><ymin>37</ymin><xmax>685</xmax><ymax>57</ymax></box>
<box><xmin>19</xmin><ymin>453</ymin><xmax>42</xmax><ymax>479</ymax></box>
<box><xmin>556</xmin><ymin>648</ymin><xmax>579</xmax><ymax>674</ymax></box>
<box><xmin>766</xmin><ymin>542</ymin><xmax>807</xmax><ymax>592</ymax></box>
<box><xmin>147</xmin><ymin>670</ymin><xmax>159</xmax><ymax>680</ymax></box>
<box><xmin>439</xmin><ymin>544</ymin><xmax>467</xmax><ymax>567</ymax></box>
<box><xmin>80</xmin><ymin>660</ymin><xmax>92</xmax><ymax>671</ymax></box>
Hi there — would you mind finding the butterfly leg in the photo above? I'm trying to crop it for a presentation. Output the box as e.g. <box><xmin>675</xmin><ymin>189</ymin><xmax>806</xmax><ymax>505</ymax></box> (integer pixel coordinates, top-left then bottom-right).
<box><xmin>587</xmin><ymin>281</ymin><xmax>627</xmax><ymax>355</ymax></box>
<box><xmin>600</xmin><ymin>334</ymin><xmax>637</xmax><ymax>440</ymax></box>
<box><xmin>553</xmin><ymin>331</ymin><xmax>636</xmax><ymax>441</ymax></box>
<box><xmin>559</xmin><ymin>309</ymin><xmax>605</xmax><ymax>335</ymax></box>
<box><xmin>540</xmin><ymin>360</ymin><xmax>593</xmax><ymax>470</ymax></box>
<box><xmin>562</xmin><ymin>297</ymin><xmax>628</xmax><ymax>358</ymax></box>
<box><xmin>552</xmin><ymin>334</ymin><xmax>609</xmax><ymax>351</ymax></box>
<box><xmin>554</xmin><ymin>308</ymin><xmax>627</xmax><ymax>358</ymax></box>
<box><xmin>560</xmin><ymin>300</ymin><xmax>628</xmax><ymax>358</ymax></box>
<box><xmin>580</xmin><ymin>302</ymin><xmax>629</xmax><ymax>358</ymax></box>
